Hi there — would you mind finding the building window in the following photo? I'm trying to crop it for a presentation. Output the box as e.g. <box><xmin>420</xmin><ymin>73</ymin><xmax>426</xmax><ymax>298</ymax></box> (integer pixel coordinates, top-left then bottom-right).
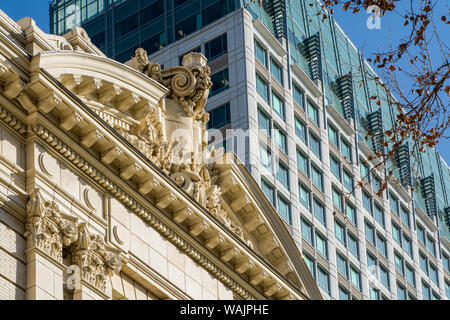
<box><xmin>403</xmin><ymin>236</ymin><xmax>413</xmax><ymax>258</ymax></box>
<box><xmin>301</xmin><ymin>219</ymin><xmax>313</xmax><ymax>244</ymax></box>
<box><xmin>207</xmin><ymin>103</ymin><xmax>230</xmax><ymax>129</ymax></box>
<box><xmin>369</xmin><ymin>288</ymin><xmax>379</xmax><ymax>300</ymax></box>
<box><xmin>406</xmin><ymin>264</ymin><xmax>415</xmax><ymax>287</ymax></box>
<box><xmin>430</xmin><ymin>264</ymin><xmax>438</xmax><ymax>285</ymax></box>
<box><xmin>341</xmin><ymin>140</ymin><xmax>352</xmax><ymax>163</ymax></box>
<box><xmin>394</xmin><ymin>253</ymin><xmax>404</xmax><ymax>275</ymax></box>
<box><xmin>140</xmin><ymin>1</ymin><xmax>164</xmax><ymax>25</ymax></box>
<box><xmin>392</xmin><ymin>224</ymin><xmax>402</xmax><ymax>246</ymax></box>
<box><xmin>309</xmin><ymin>133</ymin><xmax>321</xmax><ymax>159</ymax></box>
<box><xmin>375</xmin><ymin>205</ymin><xmax>385</xmax><ymax>228</ymax></box>
<box><xmin>445</xmin><ymin>281</ymin><xmax>450</xmax><ymax>298</ymax></box>
<box><xmin>202</xmin><ymin>1</ymin><xmax>228</xmax><ymax>27</ymax></box>
<box><xmin>328</xmin><ymin>125</ymin><xmax>339</xmax><ymax>147</ymax></box>
<box><xmin>275</xmin><ymin>128</ymin><xmax>287</xmax><ymax>153</ymax></box>
<box><xmin>210</xmin><ymin>68</ymin><xmax>229</xmax><ymax>96</ymax></box>
<box><xmin>348</xmin><ymin>233</ymin><xmax>359</xmax><ymax>258</ymax></box>
<box><xmin>260</xmin><ymin>144</ymin><xmax>271</xmax><ymax>169</ymax></box>
<box><xmin>346</xmin><ymin>204</ymin><xmax>357</xmax><ymax>226</ymax></box>
<box><xmin>256</xmin><ymin>73</ymin><xmax>269</xmax><ymax>102</ymax></box>
<box><xmin>294</xmin><ymin>117</ymin><xmax>307</xmax><ymax>142</ymax></box>
<box><xmin>339</xmin><ymin>287</ymin><xmax>350</xmax><ymax>300</ymax></box>
<box><xmin>311</xmin><ymin>166</ymin><xmax>323</xmax><ymax>191</ymax></box>
<box><xmin>397</xmin><ymin>283</ymin><xmax>406</xmax><ymax>300</ymax></box>
<box><xmin>293</xmin><ymin>84</ymin><xmax>304</xmax><ymax>109</ymax></box>
<box><xmin>270</xmin><ymin>58</ymin><xmax>283</xmax><ymax>85</ymax></box>
<box><xmin>258</xmin><ymin>109</ymin><xmax>271</xmax><ymax>137</ymax></box>
<box><xmin>371</xmin><ymin>175</ymin><xmax>382</xmax><ymax>195</ymax></box>
<box><xmin>367</xmin><ymin>253</ymin><xmax>377</xmax><ymax>276</ymax></box>
<box><xmin>313</xmin><ymin>198</ymin><xmax>326</xmax><ymax>225</ymax></box>
<box><xmin>379</xmin><ymin>265</ymin><xmax>389</xmax><ymax>289</ymax></box>
<box><xmin>175</xmin><ymin>13</ymin><xmax>202</xmax><ymax>40</ymax></box>
<box><xmin>115</xmin><ymin>13</ymin><xmax>138</xmax><ymax>39</ymax></box>
<box><xmin>330</xmin><ymin>156</ymin><xmax>341</xmax><ymax>180</ymax></box>
<box><xmin>401</xmin><ymin>207</ymin><xmax>410</xmax><ymax>227</ymax></box>
<box><xmin>443</xmin><ymin>254</ymin><xmax>450</xmax><ymax>273</ymax></box>
<box><xmin>205</xmin><ymin>34</ymin><xmax>227</xmax><ymax>61</ymax></box>
<box><xmin>337</xmin><ymin>254</ymin><xmax>348</xmax><ymax>278</ymax></box>
<box><xmin>304</xmin><ymin>254</ymin><xmax>315</xmax><ymax>277</ymax></box>
<box><xmin>297</xmin><ymin>151</ymin><xmax>309</xmax><ymax>177</ymax></box>
<box><xmin>419</xmin><ymin>252</ymin><xmax>428</xmax><ymax>274</ymax></box>
<box><xmin>350</xmin><ymin>267</ymin><xmax>361</xmax><ymax>291</ymax></box>
<box><xmin>360</xmin><ymin>162</ymin><xmax>370</xmax><ymax>182</ymax></box>
<box><xmin>276</xmin><ymin>162</ymin><xmax>289</xmax><ymax>189</ymax></box>
<box><xmin>426</xmin><ymin>235</ymin><xmax>436</xmax><ymax>257</ymax></box>
<box><xmin>365</xmin><ymin>222</ymin><xmax>375</xmax><ymax>244</ymax></box>
<box><xmin>335</xmin><ymin>221</ymin><xmax>346</xmax><ymax>245</ymax></box>
<box><xmin>317</xmin><ymin>267</ymin><xmax>330</xmax><ymax>294</ymax></box>
<box><xmin>422</xmin><ymin>282</ymin><xmax>430</xmax><ymax>300</ymax></box>
<box><xmin>417</xmin><ymin>225</ymin><xmax>426</xmax><ymax>245</ymax></box>
<box><xmin>377</xmin><ymin>234</ymin><xmax>387</xmax><ymax>257</ymax></box>
<box><xmin>316</xmin><ymin>233</ymin><xmax>328</xmax><ymax>259</ymax></box>
<box><xmin>362</xmin><ymin>191</ymin><xmax>372</xmax><ymax>214</ymax></box>
<box><xmin>299</xmin><ymin>184</ymin><xmax>311</xmax><ymax>210</ymax></box>
<box><xmin>277</xmin><ymin>195</ymin><xmax>291</xmax><ymax>223</ymax></box>
<box><xmin>332</xmin><ymin>187</ymin><xmax>343</xmax><ymax>212</ymax></box>
<box><xmin>343</xmin><ymin>170</ymin><xmax>353</xmax><ymax>191</ymax></box>
<box><xmin>254</xmin><ymin>40</ymin><xmax>267</xmax><ymax>67</ymax></box>
<box><xmin>389</xmin><ymin>192</ymin><xmax>399</xmax><ymax>215</ymax></box>
<box><xmin>272</xmin><ymin>92</ymin><xmax>285</xmax><ymax>120</ymax></box>
<box><xmin>261</xmin><ymin>180</ymin><xmax>274</xmax><ymax>204</ymax></box>
<box><xmin>307</xmin><ymin>100</ymin><xmax>319</xmax><ymax>126</ymax></box>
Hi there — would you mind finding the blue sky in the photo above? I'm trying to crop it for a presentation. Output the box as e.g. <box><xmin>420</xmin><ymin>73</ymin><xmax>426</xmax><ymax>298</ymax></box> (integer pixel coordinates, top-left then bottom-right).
<box><xmin>1</xmin><ymin>0</ymin><xmax>449</xmax><ymax>164</ymax></box>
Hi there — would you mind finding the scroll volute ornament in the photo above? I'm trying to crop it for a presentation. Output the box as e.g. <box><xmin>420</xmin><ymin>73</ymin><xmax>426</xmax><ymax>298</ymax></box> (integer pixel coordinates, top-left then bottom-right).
<box><xmin>134</xmin><ymin>48</ymin><xmax>212</xmax><ymax>122</ymax></box>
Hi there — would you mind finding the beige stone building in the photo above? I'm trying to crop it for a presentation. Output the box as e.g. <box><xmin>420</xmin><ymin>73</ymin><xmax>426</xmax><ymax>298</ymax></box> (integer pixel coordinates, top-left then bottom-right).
<box><xmin>0</xmin><ymin>10</ymin><xmax>321</xmax><ymax>300</ymax></box>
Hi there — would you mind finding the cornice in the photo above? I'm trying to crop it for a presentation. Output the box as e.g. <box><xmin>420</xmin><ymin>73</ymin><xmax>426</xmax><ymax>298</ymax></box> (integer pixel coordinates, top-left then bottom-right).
<box><xmin>31</xmin><ymin>121</ymin><xmax>261</xmax><ymax>300</ymax></box>
<box><xmin>0</xmin><ymin>38</ymin><xmax>313</xmax><ymax>299</ymax></box>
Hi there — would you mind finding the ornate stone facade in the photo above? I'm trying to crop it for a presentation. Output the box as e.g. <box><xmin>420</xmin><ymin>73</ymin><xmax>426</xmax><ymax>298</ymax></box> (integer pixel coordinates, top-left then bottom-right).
<box><xmin>0</xmin><ymin>10</ymin><xmax>321</xmax><ymax>300</ymax></box>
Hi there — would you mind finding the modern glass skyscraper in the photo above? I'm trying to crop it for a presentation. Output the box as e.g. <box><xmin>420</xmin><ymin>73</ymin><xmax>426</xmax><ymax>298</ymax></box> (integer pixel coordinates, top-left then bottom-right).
<box><xmin>50</xmin><ymin>0</ymin><xmax>450</xmax><ymax>300</ymax></box>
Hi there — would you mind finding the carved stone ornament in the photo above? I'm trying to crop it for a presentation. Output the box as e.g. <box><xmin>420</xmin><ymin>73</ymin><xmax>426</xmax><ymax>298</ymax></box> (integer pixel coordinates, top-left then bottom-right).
<box><xmin>24</xmin><ymin>188</ymin><xmax>79</xmax><ymax>262</ymax></box>
<box><xmin>121</xmin><ymin>49</ymin><xmax>252</xmax><ymax>245</ymax></box>
<box><xmin>24</xmin><ymin>189</ymin><xmax>124</xmax><ymax>293</ymax></box>
<box><xmin>134</xmin><ymin>48</ymin><xmax>212</xmax><ymax>122</ymax></box>
<box><xmin>70</xmin><ymin>223</ymin><xmax>123</xmax><ymax>293</ymax></box>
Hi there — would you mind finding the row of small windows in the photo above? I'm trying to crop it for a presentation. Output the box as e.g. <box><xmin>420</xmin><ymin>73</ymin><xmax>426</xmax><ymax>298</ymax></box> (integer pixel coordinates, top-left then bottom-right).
<box><xmin>255</xmin><ymin>40</ymin><xmax>321</xmax><ymax>130</ymax></box>
<box><xmin>259</xmin><ymin>145</ymin><xmax>290</xmax><ymax>191</ymax></box>
<box><xmin>174</xmin><ymin>1</ymin><xmax>230</xmax><ymax>41</ymax></box>
<box><xmin>256</xmin><ymin>74</ymin><xmax>286</xmax><ymax>120</ymax></box>
<box><xmin>304</xmin><ymin>216</ymin><xmax>447</xmax><ymax>299</ymax></box>
<box><xmin>336</xmin><ymin>253</ymin><xmax>362</xmax><ymax>291</ymax></box>
<box><xmin>254</xmin><ymin>29</ymin><xmax>448</xmax><ymax>298</ymax></box>
<box><xmin>261</xmin><ymin>179</ymin><xmax>291</xmax><ymax>223</ymax></box>
<box><xmin>303</xmin><ymin>254</ymin><xmax>331</xmax><ymax>295</ymax></box>
<box><xmin>302</xmin><ymin>220</ymin><xmax>363</xmax><ymax>294</ymax></box>
<box><xmin>417</xmin><ymin>224</ymin><xmax>437</xmax><ymax>258</ymax></box>
<box><xmin>254</xmin><ymin>40</ymin><xmax>283</xmax><ymax>86</ymax></box>
<box><xmin>419</xmin><ymin>251</ymin><xmax>440</xmax><ymax>286</ymax></box>
<box><xmin>206</xmin><ymin>103</ymin><xmax>230</xmax><ymax>130</ymax></box>
<box><xmin>178</xmin><ymin>34</ymin><xmax>228</xmax><ymax>65</ymax></box>
<box><xmin>328</xmin><ymin>124</ymin><xmax>352</xmax><ymax>163</ymax></box>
